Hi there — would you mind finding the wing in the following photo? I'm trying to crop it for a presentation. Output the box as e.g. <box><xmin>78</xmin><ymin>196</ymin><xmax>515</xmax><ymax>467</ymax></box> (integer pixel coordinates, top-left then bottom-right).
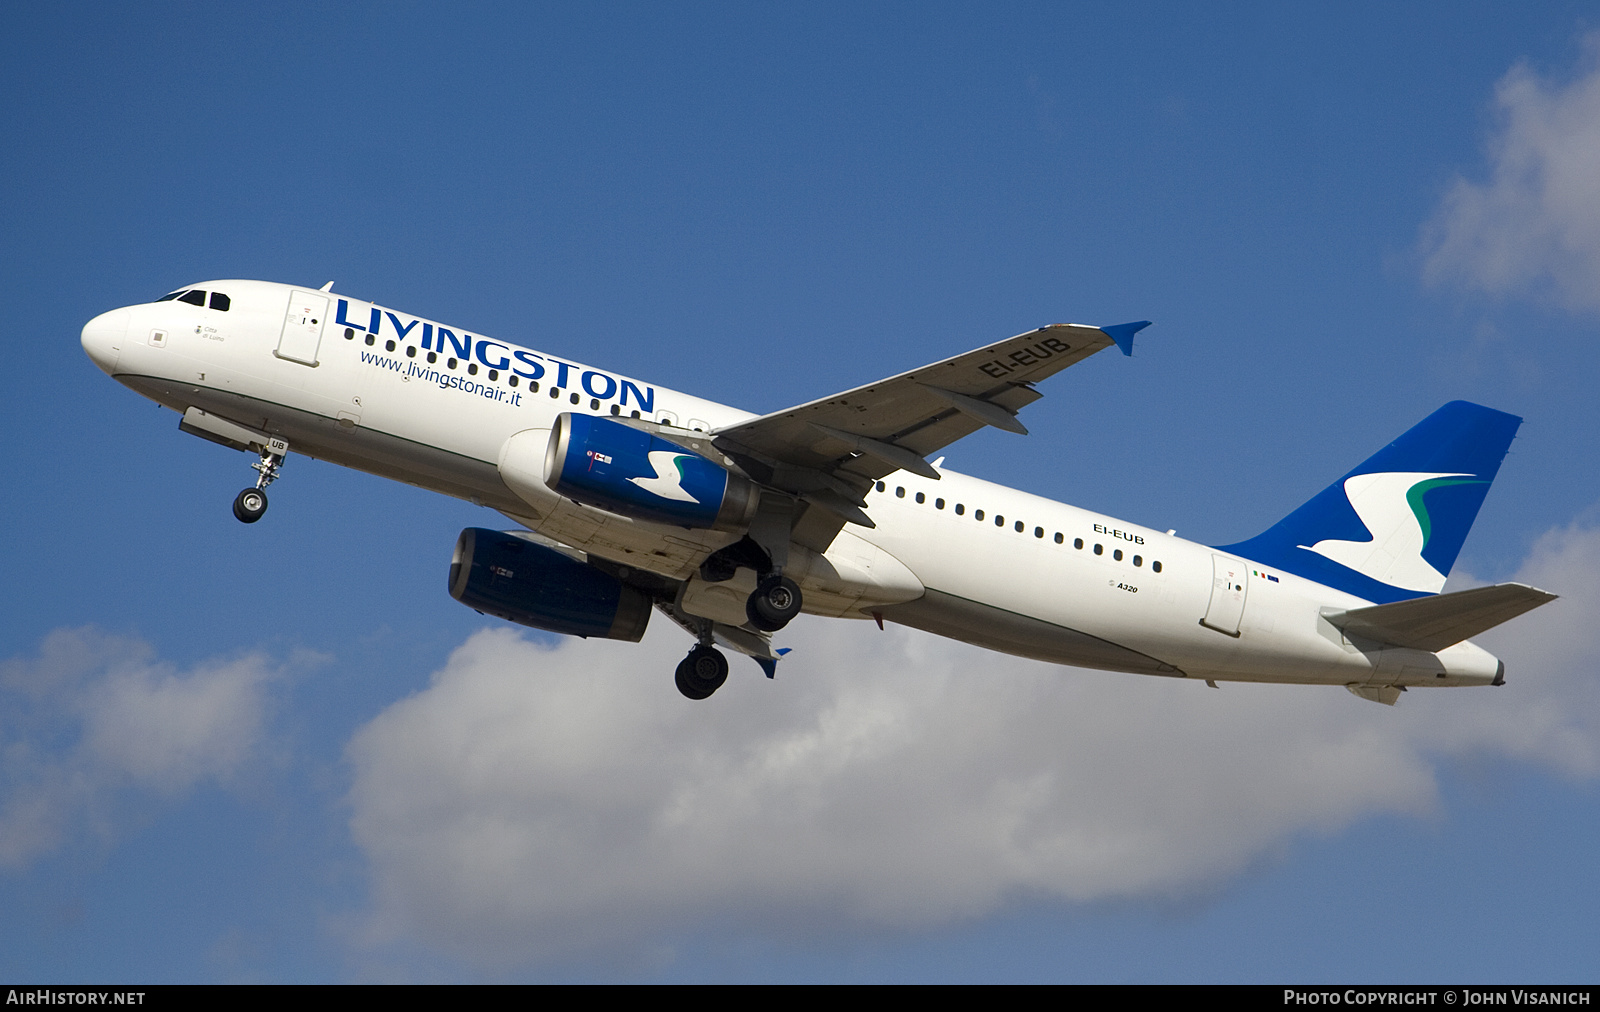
<box><xmin>711</xmin><ymin>321</ymin><xmax>1148</xmax><ymax>527</ymax></box>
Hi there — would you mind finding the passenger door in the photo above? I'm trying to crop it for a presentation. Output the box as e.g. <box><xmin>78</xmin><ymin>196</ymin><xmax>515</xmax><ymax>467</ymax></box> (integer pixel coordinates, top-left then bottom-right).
<box><xmin>1201</xmin><ymin>554</ymin><xmax>1248</xmax><ymax>636</ymax></box>
<box><xmin>276</xmin><ymin>291</ymin><xmax>327</xmax><ymax>366</ymax></box>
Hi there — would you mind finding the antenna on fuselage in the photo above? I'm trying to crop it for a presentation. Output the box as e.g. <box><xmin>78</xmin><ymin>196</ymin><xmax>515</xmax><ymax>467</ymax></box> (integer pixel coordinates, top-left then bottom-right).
<box><xmin>319</xmin><ymin>281</ymin><xmax>334</xmax><ymax>292</ymax></box>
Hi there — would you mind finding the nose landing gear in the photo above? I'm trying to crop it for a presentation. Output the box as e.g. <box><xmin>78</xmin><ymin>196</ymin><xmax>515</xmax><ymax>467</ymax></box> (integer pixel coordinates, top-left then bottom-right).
<box><xmin>233</xmin><ymin>436</ymin><xmax>288</xmax><ymax>524</ymax></box>
<box><xmin>233</xmin><ymin>487</ymin><xmax>268</xmax><ymax>523</ymax></box>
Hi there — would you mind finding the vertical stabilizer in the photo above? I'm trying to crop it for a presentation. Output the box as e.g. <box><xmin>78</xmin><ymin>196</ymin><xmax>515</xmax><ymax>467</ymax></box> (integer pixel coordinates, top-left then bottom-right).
<box><xmin>1217</xmin><ymin>401</ymin><xmax>1521</xmax><ymax>604</ymax></box>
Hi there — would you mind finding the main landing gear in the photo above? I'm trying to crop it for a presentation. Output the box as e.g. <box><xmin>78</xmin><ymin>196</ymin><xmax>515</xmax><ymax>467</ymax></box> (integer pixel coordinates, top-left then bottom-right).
<box><xmin>746</xmin><ymin>574</ymin><xmax>802</xmax><ymax>631</ymax></box>
<box><xmin>233</xmin><ymin>436</ymin><xmax>288</xmax><ymax>524</ymax></box>
<box><xmin>698</xmin><ymin>536</ymin><xmax>805</xmax><ymax>633</ymax></box>
<box><xmin>675</xmin><ymin>643</ymin><xmax>729</xmax><ymax>700</ymax></box>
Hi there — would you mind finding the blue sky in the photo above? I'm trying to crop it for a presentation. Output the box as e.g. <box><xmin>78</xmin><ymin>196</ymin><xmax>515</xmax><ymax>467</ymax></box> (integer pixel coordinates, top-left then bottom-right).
<box><xmin>3</xmin><ymin>1</ymin><xmax>1599</xmax><ymax>982</ymax></box>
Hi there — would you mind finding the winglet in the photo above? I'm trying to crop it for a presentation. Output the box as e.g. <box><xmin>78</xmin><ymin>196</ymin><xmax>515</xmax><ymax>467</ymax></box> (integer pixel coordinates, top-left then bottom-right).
<box><xmin>1100</xmin><ymin>321</ymin><xmax>1151</xmax><ymax>357</ymax></box>
<box><xmin>754</xmin><ymin>647</ymin><xmax>792</xmax><ymax>680</ymax></box>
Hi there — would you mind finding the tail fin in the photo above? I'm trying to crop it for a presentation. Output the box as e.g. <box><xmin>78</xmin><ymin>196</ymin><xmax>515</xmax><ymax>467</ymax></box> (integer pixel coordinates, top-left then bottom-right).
<box><xmin>1217</xmin><ymin>401</ymin><xmax>1522</xmax><ymax>604</ymax></box>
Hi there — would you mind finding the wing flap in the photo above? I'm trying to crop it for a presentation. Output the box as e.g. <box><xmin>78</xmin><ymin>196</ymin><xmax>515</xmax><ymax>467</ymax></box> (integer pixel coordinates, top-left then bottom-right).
<box><xmin>1325</xmin><ymin>582</ymin><xmax>1557</xmax><ymax>652</ymax></box>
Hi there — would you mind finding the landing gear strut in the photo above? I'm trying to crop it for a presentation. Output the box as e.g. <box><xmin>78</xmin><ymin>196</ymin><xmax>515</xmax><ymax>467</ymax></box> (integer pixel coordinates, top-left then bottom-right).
<box><xmin>697</xmin><ymin>489</ymin><xmax>809</xmax><ymax>633</ymax></box>
<box><xmin>233</xmin><ymin>436</ymin><xmax>288</xmax><ymax>524</ymax></box>
<box><xmin>675</xmin><ymin>643</ymin><xmax>729</xmax><ymax>700</ymax></box>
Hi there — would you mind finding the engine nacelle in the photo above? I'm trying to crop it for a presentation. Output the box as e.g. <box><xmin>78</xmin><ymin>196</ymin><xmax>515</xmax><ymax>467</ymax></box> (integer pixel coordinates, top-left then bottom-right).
<box><xmin>448</xmin><ymin>528</ymin><xmax>651</xmax><ymax>641</ymax></box>
<box><xmin>543</xmin><ymin>412</ymin><xmax>757</xmax><ymax>530</ymax></box>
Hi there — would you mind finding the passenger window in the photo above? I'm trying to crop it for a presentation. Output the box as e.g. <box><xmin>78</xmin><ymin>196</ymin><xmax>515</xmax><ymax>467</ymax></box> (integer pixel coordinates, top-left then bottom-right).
<box><xmin>385</xmin><ymin>340</ymin><xmax>396</xmax><ymax>352</ymax></box>
<box><xmin>895</xmin><ymin>487</ymin><xmax>905</xmax><ymax>498</ymax></box>
<box><xmin>935</xmin><ymin>498</ymin><xmax>945</xmax><ymax>510</ymax></box>
<box><xmin>1075</xmin><ymin>538</ymin><xmax>1084</xmax><ymax>549</ymax></box>
<box><xmin>1035</xmin><ymin>527</ymin><xmax>1044</xmax><ymax>538</ymax></box>
<box><xmin>448</xmin><ymin>358</ymin><xmax>458</xmax><ymax>369</ymax></box>
<box><xmin>610</xmin><ymin>404</ymin><xmax>620</xmax><ymax>415</ymax></box>
<box><xmin>488</xmin><ymin>369</ymin><xmax>498</xmax><ymax>380</ymax></box>
<box><xmin>1153</xmin><ymin>561</ymin><xmax>1163</xmax><ymax>574</ymax></box>
<box><xmin>427</xmin><ymin>352</ymin><xmax>437</xmax><ymax>364</ymax></box>
<box><xmin>570</xmin><ymin>393</ymin><xmax>580</xmax><ymax>405</ymax></box>
<box><xmin>1113</xmin><ymin>549</ymin><xmax>1123</xmax><ymax>561</ymax></box>
<box><xmin>955</xmin><ymin>504</ymin><xmax>964</xmax><ymax>515</ymax></box>
<box><xmin>1053</xmin><ymin>532</ymin><xmax>1062</xmax><ymax>543</ymax></box>
<box><xmin>178</xmin><ymin>290</ymin><xmax>206</xmax><ymax>307</ymax></box>
<box><xmin>876</xmin><ymin>482</ymin><xmax>886</xmax><ymax>493</ymax></box>
<box><xmin>974</xmin><ymin>509</ymin><xmax>984</xmax><ymax>521</ymax></box>
<box><xmin>345</xmin><ymin>328</ymin><xmax>355</xmax><ymax>340</ymax></box>
<box><xmin>468</xmin><ymin>363</ymin><xmax>478</xmax><ymax>375</ymax></box>
<box><xmin>208</xmin><ymin>292</ymin><xmax>230</xmax><ymax>311</ymax></box>
<box><xmin>1133</xmin><ymin>555</ymin><xmax>1142</xmax><ymax>567</ymax></box>
<box><xmin>915</xmin><ymin>492</ymin><xmax>925</xmax><ymax>504</ymax></box>
<box><xmin>995</xmin><ymin>515</ymin><xmax>1004</xmax><ymax>526</ymax></box>
<box><xmin>509</xmin><ymin>375</ymin><xmax>518</xmax><ymax>387</ymax></box>
<box><xmin>406</xmin><ymin>347</ymin><xmax>416</xmax><ymax>358</ymax></box>
<box><xmin>1093</xmin><ymin>544</ymin><xmax>1103</xmax><ymax>555</ymax></box>
<box><xmin>1015</xmin><ymin>521</ymin><xmax>1025</xmax><ymax>533</ymax></box>
<box><xmin>365</xmin><ymin>334</ymin><xmax>375</xmax><ymax>346</ymax></box>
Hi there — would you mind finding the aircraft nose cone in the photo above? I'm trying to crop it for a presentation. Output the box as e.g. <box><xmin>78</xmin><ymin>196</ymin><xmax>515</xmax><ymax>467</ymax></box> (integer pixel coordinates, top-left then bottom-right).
<box><xmin>82</xmin><ymin>308</ymin><xmax>130</xmax><ymax>375</ymax></box>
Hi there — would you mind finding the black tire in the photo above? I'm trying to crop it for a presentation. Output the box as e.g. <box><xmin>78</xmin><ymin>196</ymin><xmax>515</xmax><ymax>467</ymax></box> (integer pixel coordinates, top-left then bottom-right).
<box><xmin>232</xmin><ymin>488</ymin><xmax>268</xmax><ymax>524</ymax></box>
<box><xmin>746</xmin><ymin>574</ymin><xmax>802</xmax><ymax>631</ymax></box>
<box><xmin>674</xmin><ymin>646</ymin><xmax>729</xmax><ymax>700</ymax></box>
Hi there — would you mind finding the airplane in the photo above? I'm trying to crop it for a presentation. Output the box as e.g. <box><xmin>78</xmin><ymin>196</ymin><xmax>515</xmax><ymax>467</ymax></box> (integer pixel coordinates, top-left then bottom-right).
<box><xmin>80</xmin><ymin>280</ymin><xmax>1557</xmax><ymax>703</ymax></box>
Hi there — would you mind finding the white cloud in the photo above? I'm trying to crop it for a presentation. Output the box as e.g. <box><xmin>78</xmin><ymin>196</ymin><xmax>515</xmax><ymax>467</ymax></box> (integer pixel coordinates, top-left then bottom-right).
<box><xmin>345</xmin><ymin>523</ymin><xmax>1600</xmax><ymax>968</ymax></box>
<box><xmin>81</xmin><ymin>655</ymin><xmax>268</xmax><ymax>790</ymax></box>
<box><xmin>1421</xmin><ymin>35</ymin><xmax>1600</xmax><ymax>311</ymax></box>
<box><xmin>0</xmin><ymin>628</ymin><xmax>278</xmax><ymax>867</ymax></box>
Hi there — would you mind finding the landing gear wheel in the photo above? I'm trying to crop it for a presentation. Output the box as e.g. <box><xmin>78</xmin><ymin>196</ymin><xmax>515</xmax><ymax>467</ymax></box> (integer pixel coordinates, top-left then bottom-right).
<box><xmin>746</xmin><ymin>574</ymin><xmax>802</xmax><ymax>632</ymax></box>
<box><xmin>675</xmin><ymin>645</ymin><xmax>729</xmax><ymax>700</ymax></box>
<box><xmin>232</xmin><ymin>487</ymin><xmax>268</xmax><ymax>524</ymax></box>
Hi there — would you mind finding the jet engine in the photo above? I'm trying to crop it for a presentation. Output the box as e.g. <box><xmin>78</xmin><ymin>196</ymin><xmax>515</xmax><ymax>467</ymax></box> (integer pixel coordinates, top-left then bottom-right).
<box><xmin>543</xmin><ymin>412</ymin><xmax>757</xmax><ymax>530</ymax></box>
<box><xmin>448</xmin><ymin>527</ymin><xmax>651</xmax><ymax>641</ymax></box>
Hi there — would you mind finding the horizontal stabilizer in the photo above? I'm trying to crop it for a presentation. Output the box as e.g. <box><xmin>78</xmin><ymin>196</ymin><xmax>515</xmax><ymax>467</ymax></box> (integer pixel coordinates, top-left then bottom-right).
<box><xmin>1325</xmin><ymin>582</ymin><xmax>1557</xmax><ymax>652</ymax></box>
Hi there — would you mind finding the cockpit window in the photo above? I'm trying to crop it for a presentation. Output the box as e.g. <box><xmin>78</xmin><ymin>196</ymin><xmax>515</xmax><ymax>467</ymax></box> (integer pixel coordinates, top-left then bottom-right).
<box><xmin>208</xmin><ymin>292</ymin><xmax>230</xmax><ymax>311</ymax></box>
<box><xmin>178</xmin><ymin>290</ymin><xmax>207</xmax><ymax>307</ymax></box>
<box><xmin>157</xmin><ymin>291</ymin><xmax>185</xmax><ymax>302</ymax></box>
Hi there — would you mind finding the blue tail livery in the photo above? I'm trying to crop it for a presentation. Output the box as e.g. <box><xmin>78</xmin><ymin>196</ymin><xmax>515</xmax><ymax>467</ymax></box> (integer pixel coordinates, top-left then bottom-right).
<box><xmin>1218</xmin><ymin>401</ymin><xmax>1522</xmax><ymax>604</ymax></box>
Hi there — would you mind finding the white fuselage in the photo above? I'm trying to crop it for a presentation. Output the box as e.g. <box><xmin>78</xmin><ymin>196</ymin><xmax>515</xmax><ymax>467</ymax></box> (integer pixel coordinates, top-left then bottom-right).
<box><xmin>80</xmin><ymin>280</ymin><xmax>1503</xmax><ymax>690</ymax></box>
